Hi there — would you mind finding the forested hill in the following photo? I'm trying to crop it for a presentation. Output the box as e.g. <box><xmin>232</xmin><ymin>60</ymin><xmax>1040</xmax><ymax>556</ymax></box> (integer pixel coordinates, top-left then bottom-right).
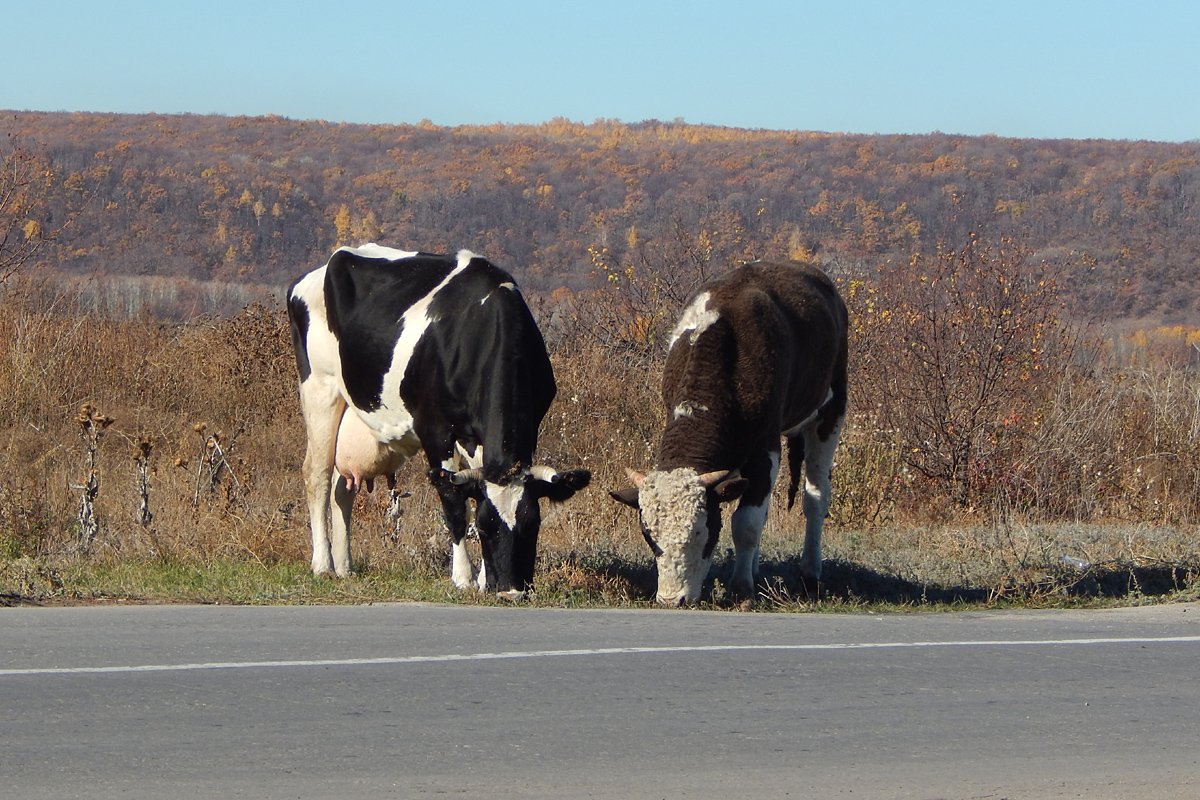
<box><xmin>4</xmin><ymin>110</ymin><xmax>1199</xmax><ymax>322</ymax></box>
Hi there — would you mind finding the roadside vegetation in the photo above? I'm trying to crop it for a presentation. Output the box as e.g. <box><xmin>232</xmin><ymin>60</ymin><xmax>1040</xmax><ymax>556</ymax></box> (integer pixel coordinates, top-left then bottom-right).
<box><xmin>2</xmin><ymin>122</ymin><xmax>1198</xmax><ymax>609</ymax></box>
<box><xmin>2</xmin><ymin>223</ymin><xmax>1197</xmax><ymax>610</ymax></box>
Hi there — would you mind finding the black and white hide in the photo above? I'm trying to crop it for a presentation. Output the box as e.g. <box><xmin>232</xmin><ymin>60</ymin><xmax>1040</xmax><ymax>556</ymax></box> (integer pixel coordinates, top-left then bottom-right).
<box><xmin>287</xmin><ymin>244</ymin><xmax>590</xmax><ymax>597</ymax></box>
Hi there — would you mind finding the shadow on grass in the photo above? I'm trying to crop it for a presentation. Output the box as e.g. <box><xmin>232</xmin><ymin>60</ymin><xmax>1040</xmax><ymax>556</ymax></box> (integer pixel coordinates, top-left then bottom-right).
<box><xmin>1056</xmin><ymin>563</ymin><xmax>1198</xmax><ymax>599</ymax></box>
<box><xmin>754</xmin><ymin>557</ymin><xmax>991</xmax><ymax>605</ymax></box>
<box><xmin>4</xmin><ymin>551</ymin><xmax>1196</xmax><ymax>609</ymax></box>
<box><xmin>764</xmin><ymin>556</ymin><xmax>1198</xmax><ymax>606</ymax></box>
<box><xmin>578</xmin><ymin>551</ymin><xmax>1199</xmax><ymax>608</ymax></box>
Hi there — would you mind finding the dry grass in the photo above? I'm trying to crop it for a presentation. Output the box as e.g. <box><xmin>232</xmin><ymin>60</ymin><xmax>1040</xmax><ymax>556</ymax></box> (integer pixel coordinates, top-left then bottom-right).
<box><xmin>1</xmin><ymin>275</ymin><xmax>1198</xmax><ymax>609</ymax></box>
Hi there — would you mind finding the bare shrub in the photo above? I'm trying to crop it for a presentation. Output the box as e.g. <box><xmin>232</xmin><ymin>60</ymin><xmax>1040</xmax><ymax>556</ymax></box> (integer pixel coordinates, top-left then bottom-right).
<box><xmin>1014</xmin><ymin>364</ymin><xmax>1200</xmax><ymax>522</ymax></box>
<box><xmin>848</xmin><ymin>234</ymin><xmax>1080</xmax><ymax>513</ymax></box>
<box><xmin>830</xmin><ymin>413</ymin><xmax>906</xmax><ymax>528</ymax></box>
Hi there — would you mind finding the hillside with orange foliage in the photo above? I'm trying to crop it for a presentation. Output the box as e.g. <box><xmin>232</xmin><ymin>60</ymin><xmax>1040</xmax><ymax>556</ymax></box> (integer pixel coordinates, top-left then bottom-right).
<box><xmin>3</xmin><ymin>110</ymin><xmax>1199</xmax><ymax>322</ymax></box>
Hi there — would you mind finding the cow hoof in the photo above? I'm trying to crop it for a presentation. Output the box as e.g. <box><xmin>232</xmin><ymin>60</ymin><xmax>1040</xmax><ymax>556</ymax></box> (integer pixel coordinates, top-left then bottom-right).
<box><xmin>728</xmin><ymin>577</ymin><xmax>756</xmax><ymax>601</ymax></box>
<box><xmin>797</xmin><ymin>557</ymin><xmax>822</xmax><ymax>583</ymax></box>
<box><xmin>497</xmin><ymin>589</ymin><xmax>527</xmax><ymax>602</ymax></box>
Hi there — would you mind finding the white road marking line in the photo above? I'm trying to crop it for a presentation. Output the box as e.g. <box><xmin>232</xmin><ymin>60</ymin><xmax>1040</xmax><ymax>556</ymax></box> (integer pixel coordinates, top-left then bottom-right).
<box><xmin>3</xmin><ymin>636</ymin><xmax>1199</xmax><ymax>677</ymax></box>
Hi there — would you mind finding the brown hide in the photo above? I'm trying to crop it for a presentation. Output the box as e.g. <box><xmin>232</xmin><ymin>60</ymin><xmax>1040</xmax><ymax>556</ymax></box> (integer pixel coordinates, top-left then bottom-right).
<box><xmin>656</xmin><ymin>260</ymin><xmax>848</xmax><ymax>474</ymax></box>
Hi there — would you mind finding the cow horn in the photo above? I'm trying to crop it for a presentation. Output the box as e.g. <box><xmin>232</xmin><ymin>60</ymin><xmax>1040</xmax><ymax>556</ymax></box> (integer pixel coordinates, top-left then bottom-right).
<box><xmin>625</xmin><ymin>468</ymin><xmax>647</xmax><ymax>488</ymax></box>
<box><xmin>451</xmin><ymin>467</ymin><xmax>485</xmax><ymax>485</ymax></box>
<box><xmin>697</xmin><ymin>469</ymin><xmax>732</xmax><ymax>487</ymax></box>
<box><xmin>530</xmin><ymin>465</ymin><xmax>560</xmax><ymax>483</ymax></box>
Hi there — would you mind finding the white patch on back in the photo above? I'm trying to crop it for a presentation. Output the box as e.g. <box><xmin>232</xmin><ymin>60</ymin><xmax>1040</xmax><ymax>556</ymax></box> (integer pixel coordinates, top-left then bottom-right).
<box><xmin>481</xmin><ymin>281</ymin><xmax>517</xmax><ymax>305</ymax></box>
<box><xmin>672</xmin><ymin>401</ymin><xmax>709</xmax><ymax>420</ymax></box>
<box><xmin>668</xmin><ymin>291</ymin><xmax>720</xmax><ymax>349</ymax></box>
<box><xmin>291</xmin><ymin>264</ymin><xmax>327</xmax><ymax>310</ymax></box>
<box><xmin>341</xmin><ymin>242</ymin><xmax>420</xmax><ymax>261</ymax></box>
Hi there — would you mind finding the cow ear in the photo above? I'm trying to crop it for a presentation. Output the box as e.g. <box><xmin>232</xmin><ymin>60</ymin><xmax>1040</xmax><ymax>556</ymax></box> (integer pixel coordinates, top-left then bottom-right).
<box><xmin>533</xmin><ymin>468</ymin><xmax>591</xmax><ymax>502</ymax></box>
<box><xmin>608</xmin><ymin>486</ymin><xmax>640</xmax><ymax>508</ymax></box>
<box><xmin>712</xmin><ymin>476</ymin><xmax>748</xmax><ymax>503</ymax></box>
<box><xmin>560</xmin><ymin>468</ymin><xmax>592</xmax><ymax>492</ymax></box>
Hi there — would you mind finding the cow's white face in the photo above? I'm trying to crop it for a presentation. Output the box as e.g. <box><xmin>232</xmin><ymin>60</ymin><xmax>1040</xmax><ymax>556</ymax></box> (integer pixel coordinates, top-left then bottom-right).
<box><xmin>637</xmin><ymin>468</ymin><xmax>715</xmax><ymax>605</ymax></box>
<box><xmin>475</xmin><ymin>477</ymin><xmax>541</xmax><ymax>597</ymax></box>
<box><xmin>453</xmin><ymin>465</ymin><xmax>592</xmax><ymax>596</ymax></box>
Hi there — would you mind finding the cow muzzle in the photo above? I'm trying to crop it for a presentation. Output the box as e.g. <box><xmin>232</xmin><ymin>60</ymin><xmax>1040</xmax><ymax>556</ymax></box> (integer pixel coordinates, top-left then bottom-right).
<box><xmin>655</xmin><ymin>591</ymin><xmax>694</xmax><ymax>607</ymax></box>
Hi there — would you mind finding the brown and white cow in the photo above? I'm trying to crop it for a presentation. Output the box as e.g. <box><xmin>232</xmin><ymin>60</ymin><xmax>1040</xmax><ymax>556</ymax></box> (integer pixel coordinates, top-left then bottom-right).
<box><xmin>610</xmin><ymin>260</ymin><xmax>848</xmax><ymax>605</ymax></box>
<box><xmin>287</xmin><ymin>244</ymin><xmax>590</xmax><ymax>597</ymax></box>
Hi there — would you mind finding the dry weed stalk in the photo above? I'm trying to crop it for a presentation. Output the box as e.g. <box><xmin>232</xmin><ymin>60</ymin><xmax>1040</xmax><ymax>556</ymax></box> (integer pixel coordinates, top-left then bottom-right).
<box><xmin>383</xmin><ymin>484</ymin><xmax>411</xmax><ymax>543</ymax></box>
<box><xmin>73</xmin><ymin>403</ymin><xmax>114</xmax><ymax>553</ymax></box>
<box><xmin>133</xmin><ymin>435</ymin><xmax>153</xmax><ymax>527</ymax></box>
<box><xmin>186</xmin><ymin>422</ymin><xmax>245</xmax><ymax>508</ymax></box>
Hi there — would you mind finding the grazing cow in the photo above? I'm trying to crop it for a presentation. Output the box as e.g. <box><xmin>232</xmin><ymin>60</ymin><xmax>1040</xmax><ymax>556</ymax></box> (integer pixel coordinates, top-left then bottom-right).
<box><xmin>610</xmin><ymin>260</ymin><xmax>847</xmax><ymax>605</ymax></box>
<box><xmin>287</xmin><ymin>243</ymin><xmax>590</xmax><ymax>597</ymax></box>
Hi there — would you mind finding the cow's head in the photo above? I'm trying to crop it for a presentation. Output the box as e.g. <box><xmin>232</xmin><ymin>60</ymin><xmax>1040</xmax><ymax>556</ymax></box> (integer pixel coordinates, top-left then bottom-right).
<box><xmin>451</xmin><ymin>465</ymin><xmax>591</xmax><ymax>597</ymax></box>
<box><xmin>609</xmin><ymin>467</ymin><xmax>747</xmax><ymax>605</ymax></box>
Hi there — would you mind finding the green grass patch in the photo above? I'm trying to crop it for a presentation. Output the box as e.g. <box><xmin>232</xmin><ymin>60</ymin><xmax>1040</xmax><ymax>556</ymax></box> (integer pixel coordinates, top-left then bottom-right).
<box><xmin>4</xmin><ymin>541</ymin><xmax>1198</xmax><ymax>612</ymax></box>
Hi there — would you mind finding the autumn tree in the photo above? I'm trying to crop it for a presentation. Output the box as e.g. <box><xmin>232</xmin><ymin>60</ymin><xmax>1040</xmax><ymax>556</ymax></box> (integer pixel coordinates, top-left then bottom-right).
<box><xmin>851</xmin><ymin>233</ymin><xmax>1075</xmax><ymax>510</ymax></box>
<box><xmin>1</xmin><ymin>137</ymin><xmax>60</xmax><ymax>282</ymax></box>
<box><xmin>333</xmin><ymin>203</ymin><xmax>352</xmax><ymax>246</ymax></box>
<box><xmin>566</xmin><ymin>212</ymin><xmax>757</xmax><ymax>360</ymax></box>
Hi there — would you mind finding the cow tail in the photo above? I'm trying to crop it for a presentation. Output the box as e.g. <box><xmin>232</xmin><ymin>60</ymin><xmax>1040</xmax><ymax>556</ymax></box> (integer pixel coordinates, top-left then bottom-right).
<box><xmin>785</xmin><ymin>433</ymin><xmax>805</xmax><ymax>510</ymax></box>
<box><xmin>818</xmin><ymin>307</ymin><xmax>850</xmax><ymax>442</ymax></box>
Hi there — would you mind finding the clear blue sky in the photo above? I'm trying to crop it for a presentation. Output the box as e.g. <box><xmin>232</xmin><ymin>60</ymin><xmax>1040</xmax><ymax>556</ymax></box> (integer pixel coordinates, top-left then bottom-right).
<box><xmin>5</xmin><ymin>0</ymin><xmax>1198</xmax><ymax>142</ymax></box>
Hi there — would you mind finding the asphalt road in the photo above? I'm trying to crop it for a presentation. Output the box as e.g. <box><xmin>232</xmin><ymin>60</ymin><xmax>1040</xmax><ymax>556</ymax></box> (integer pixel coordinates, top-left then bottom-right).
<box><xmin>2</xmin><ymin>601</ymin><xmax>1198</xmax><ymax>799</ymax></box>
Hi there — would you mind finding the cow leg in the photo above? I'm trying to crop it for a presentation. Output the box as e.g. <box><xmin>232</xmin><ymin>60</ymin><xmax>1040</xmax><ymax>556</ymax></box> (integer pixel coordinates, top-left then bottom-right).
<box><xmin>299</xmin><ymin>381</ymin><xmax>344</xmax><ymax>576</ymax></box>
<box><xmin>799</xmin><ymin>417</ymin><xmax>843</xmax><ymax>581</ymax></box>
<box><xmin>474</xmin><ymin>510</ymin><xmax>507</xmax><ymax>595</ymax></box>
<box><xmin>475</xmin><ymin>550</ymin><xmax>488</xmax><ymax>592</ymax></box>
<box><xmin>443</xmin><ymin>491</ymin><xmax>475</xmax><ymax>590</ymax></box>
<box><xmin>729</xmin><ymin>449</ymin><xmax>780</xmax><ymax>599</ymax></box>
<box><xmin>453</xmin><ymin>445</ymin><xmax>490</xmax><ymax>592</ymax></box>
<box><xmin>429</xmin><ymin>455</ymin><xmax>476</xmax><ymax>590</ymax></box>
<box><xmin>447</xmin><ymin>539</ymin><xmax>472</xmax><ymax>589</ymax></box>
<box><xmin>330</xmin><ymin>472</ymin><xmax>355</xmax><ymax>577</ymax></box>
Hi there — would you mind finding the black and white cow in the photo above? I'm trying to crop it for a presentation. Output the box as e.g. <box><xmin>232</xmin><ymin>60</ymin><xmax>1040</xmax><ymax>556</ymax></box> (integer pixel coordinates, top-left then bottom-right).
<box><xmin>610</xmin><ymin>260</ymin><xmax>848</xmax><ymax>605</ymax></box>
<box><xmin>287</xmin><ymin>244</ymin><xmax>590</xmax><ymax>597</ymax></box>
